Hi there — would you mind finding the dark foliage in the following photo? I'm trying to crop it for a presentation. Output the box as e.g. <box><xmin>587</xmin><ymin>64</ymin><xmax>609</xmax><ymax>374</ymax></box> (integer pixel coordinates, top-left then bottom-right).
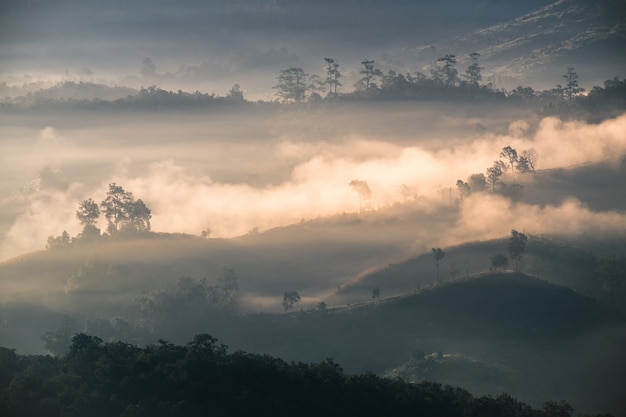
<box><xmin>0</xmin><ymin>334</ymin><xmax>610</xmax><ymax>417</ymax></box>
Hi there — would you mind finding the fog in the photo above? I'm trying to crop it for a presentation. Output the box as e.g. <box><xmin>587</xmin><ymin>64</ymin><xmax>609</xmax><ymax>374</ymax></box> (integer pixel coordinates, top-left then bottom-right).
<box><xmin>1</xmin><ymin>109</ymin><xmax>625</xmax><ymax>262</ymax></box>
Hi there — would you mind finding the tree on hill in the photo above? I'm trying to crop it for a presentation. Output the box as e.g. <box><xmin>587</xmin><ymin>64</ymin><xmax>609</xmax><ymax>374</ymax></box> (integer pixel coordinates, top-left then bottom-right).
<box><xmin>349</xmin><ymin>179</ymin><xmax>372</xmax><ymax>213</ymax></box>
<box><xmin>508</xmin><ymin>230</ymin><xmax>527</xmax><ymax>272</ymax></box>
<box><xmin>432</xmin><ymin>248</ymin><xmax>445</xmax><ymax>283</ymax></box>
<box><xmin>46</xmin><ymin>230</ymin><xmax>72</xmax><ymax>249</ymax></box>
<box><xmin>100</xmin><ymin>183</ymin><xmax>151</xmax><ymax>235</ymax></box>
<box><xmin>372</xmin><ymin>287</ymin><xmax>380</xmax><ymax>300</ymax></box>
<box><xmin>563</xmin><ymin>67</ymin><xmax>584</xmax><ymax>100</ymax></box>
<box><xmin>76</xmin><ymin>198</ymin><xmax>101</xmax><ymax>240</ymax></box>
<box><xmin>463</xmin><ymin>52</ymin><xmax>483</xmax><ymax>87</ymax></box>
<box><xmin>490</xmin><ymin>254</ymin><xmax>509</xmax><ymax>271</ymax></box>
<box><xmin>434</xmin><ymin>54</ymin><xmax>458</xmax><ymax>87</ymax></box>
<box><xmin>282</xmin><ymin>291</ymin><xmax>301</xmax><ymax>312</ymax></box>
<box><xmin>520</xmin><ymin>148</ymin><xmax>538</xmax><ymax>172</ymax></box>
<box><xmin>500</xmin><ymin>146</ymin><xmax>518</xmax><ymax>175</ymax></box>
<box><xmin>357</xmin><ymin>59</ymin><xmax>383</xmax><ymax>93</ymax></box>
<box><xmin>273</xmin><ymin>68</ymin><xmax>308</xmax><ymax>102</ymax></box>
<box><xmin>324</xmin><ymin>57</ymin><xmax>342</xmax><ymax>95</ymax></box>
<box><xmin>486</xmin><ymin>161</ymin><xmax>506</xmax><ymax>192</ymax></box>
<box><xmin>76</xmin><ymin>198</ymin><xmax>100</xmax><ymax>227</ymax></box>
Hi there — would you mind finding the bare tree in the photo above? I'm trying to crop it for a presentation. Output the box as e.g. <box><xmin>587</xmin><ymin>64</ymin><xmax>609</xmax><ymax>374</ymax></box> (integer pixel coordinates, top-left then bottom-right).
<box><xmin>349</xmin><ymin>179</ymin><xmax>372</xmax><ymax>213</ymax></box>
<box><xmin>432</xmin><ymin>248</ymin><xmax>445</xmax><ymax>283</ymax></box>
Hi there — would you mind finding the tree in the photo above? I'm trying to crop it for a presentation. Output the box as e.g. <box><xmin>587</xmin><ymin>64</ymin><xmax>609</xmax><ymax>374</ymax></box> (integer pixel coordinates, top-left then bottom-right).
<box><xmin>100</xmin><ymin>183</ymin><xmax>151</xmax><ymax>235</ymax></box>
<box><xmin>349</xmin><ymin>179</ymin><xmax>372</xmax><ymax>213</ymax></box>
<box><xmin>499</xmin><ymin>146</ymin><xmax>518</xmax><ymax>175</ymax></box>
<box><xmin>520</xmin><ymin>148</ymin><xmax>537</xmax><ymax>172</ymax></box>
<box><xmin>372</xmin><ymin>287</ymin><xmax>380</xmax><ymax>300</ymax></box>
<box><xmin>507</xmin><ymin>230</ymin><xmax>527</xmax><ymax>272</ymax></box>
<box><xmin>282</xmin><ymin>291</ymin><xmax>301</xmax><ymax>312</ymax></box>
<box><xmin>435</xmin><ymin>54</ymin><xmax>458</xmax><ymax>86</ymax></box>
<box><xmin>595</xmin><ymin>255</ymin><xmax>625</xmax><ymax>306</ymax></box>
<box><xmin>432</xmin><ymin>248</ymin><xmax>445</xmax><ymax>283</ymax></box>
<box><xmin>467</xmin><ymin>173</ymin><xmax>487</xmax><ymax>192</ymax></box>
<box><xmin>358</xmin><ymin>59</ymin><xmax>383</xmax><ymax>92</ymax></box>
<box><xmin>46</xmin><ymin>230</ymin><xmax>72</xmax><ymax>249</ymax></box>
<box><xmin>563</xmin><ymin>67</ymin><xmax>584</xmax><ymax>99</ymax></box>
<box><xmin>76</xmin><ymin>198</ymin><xmax>100</xmax><ymax>227</ymax></box>
<box><xmin>227</xmin><ymin>84</ymin><xmax>244</xmax><ymax>102</ymax></box>
<box><xmin>464</xmin><ymin>52</ymin><xmax>483</xmax><ymax>87</ymax></box>
<box><xmin>490</xmin><ymin>254</ymin><xmax>509</xmax><ymax>271</ymax></box>
<box><xmin>515</xmin><ymin>156</ymin><xmax>532</xmax><ymax>174</ymax></box>
<box><xmin>456</xmin><ymin>180</ymin><xmax>471</xmax><ymax>199</ymax></box>
<box><xmin>273</xmin><ymin>68</ymin><xmax>308</xmax><ymax>102</ymax></box>
<box><xmin>486</xmin><ymin>161</ymin><xmax>506</xmax><ymax>191</ymax></box>
<box><xmin>324</xmin><ymin>58</ymin><xmax>342</xmax><ymax>95</ymax></box>
<box><xmin>127</xmin><ymin>198</ymin><xmax>151</xmax><ymax>232</ymax></box>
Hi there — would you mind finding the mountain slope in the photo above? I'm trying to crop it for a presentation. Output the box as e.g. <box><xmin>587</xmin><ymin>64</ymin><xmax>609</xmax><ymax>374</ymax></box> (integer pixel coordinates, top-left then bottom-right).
<box><xmin>407</xmin><ymin>0</ymin><xmax>626</xmax><ymax>87</ymax></box>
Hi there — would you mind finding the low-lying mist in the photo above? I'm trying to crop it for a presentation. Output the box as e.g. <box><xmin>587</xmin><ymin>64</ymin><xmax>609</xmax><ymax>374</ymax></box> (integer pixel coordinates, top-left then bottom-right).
<box><xmin>1</xmin><ymin>107</ymin><xmax>626</xmax><ymax>262</ymax></box>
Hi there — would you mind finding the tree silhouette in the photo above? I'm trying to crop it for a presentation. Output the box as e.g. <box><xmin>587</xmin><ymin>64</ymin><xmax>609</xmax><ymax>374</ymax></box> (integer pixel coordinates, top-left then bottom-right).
<box><xmin>563</xmin><ymin>67</ymin><xmax>584</xmax><ymax>99</ymax></box>
<box><xmin>486</xmin><ymin>161</ymin><xmax>506</xmax><ymax>191</ymax></box>
<box><xmin>490</xmin><ymin>254</ymin><xmax>509</xmax><ymax>271</ymax></box>
<box><xmin>500</xmin><ymin>146</ymin><xmax>518</xmax><ymax>175</ymax></box>
<box><xmin>273</xmin><ymin>68</ymin><xmax>308</xmax><ymax>102</ymax></box>
<box><xmin>100</xmin><ymin>183</ymin><xmax>151</xmax><ymax>235</ymax></box>
<box><xmin>349</xmin><ymin>179</ymin><xmax>372</xmax><ymax>213</ymax></box>
<box><xmin>435</xmin><ymin>54</ymin><xmax>458</xmax><ymax>86</ymax></box>
<box><xmin>520</xmin><ymin>148</ymin><xmax>538</xmax><ymax>172</ymax></box>
<box><xmin>507</xmin><ymin>230</ymin><xmax>527</xmax><ymax>272</ymax></box>
<box><xmin>372</xmin><ymin>287</ymin><xmax>380</xmax><ymax>300</ymax></box>
<box><xmin>432</xmin><ymin>248</ymin><xmax>445</xmax><ymax>283</ymax></box>
<box><xmin>358</xmin><ymin>59</ymin><xmax>383</xmax><ymax>92</ymax></box>
<box><xmin>324</xmin><ymin>58</ymin><xmax>342</xmax><ymax>95</ymax></box>
<box><xmin>464</xmin><ymin>52</ymin><xmax>483</xmax><ymax>87</ymax></box>
<box><xmin>282</xmin><ymin>291</ymin><xmax>301</xmax><ymax>312</ymax></box>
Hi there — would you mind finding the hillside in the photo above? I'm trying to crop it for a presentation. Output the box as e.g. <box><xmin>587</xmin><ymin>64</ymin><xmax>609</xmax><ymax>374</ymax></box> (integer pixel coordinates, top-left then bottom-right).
<box><xmin>406</xmin><ymin>0</ymin><xmax>626</xmax><ymax>87</ymax></box>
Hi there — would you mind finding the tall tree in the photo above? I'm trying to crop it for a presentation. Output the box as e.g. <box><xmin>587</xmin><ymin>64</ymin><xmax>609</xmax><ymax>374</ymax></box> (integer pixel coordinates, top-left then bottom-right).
<box><xmin>76</xmin><ymin>198</ymin><xmax>100</xmax><ymax>227</ymax></box>
<box><xmin>507</xmin><ymin>230</ymin><xmax>527</xmax><ymax>272</ymax></box>
<box><xmin>464</xmin><ymin>52</ymin><xmax>483</xmax><ymax>87</ymax></box>
<box><xmin>273</xmin><ymin>68</ymin><xmax>308</xmax><ymax>102</ymax></box>
<box><xmin>349</xmin><ymin>179</ymin><xmax>372</xmax><ymax>213</ymax></box>
<box><xmin>358</xmin><ymin>59</ymin><xmax>383</xmax><ymax>92</ymax></box>
<box><xmin>100</xmin><ymin>183</ymin><xmax>151</xmax><ymax>234</ymax></box>
<box><xmin>435</xmin><ymin>54</ymin><xmax>458</xmax><ymax>87</ymax></box>
<box><xmin>500</xmin><ymin>146</ymin><xmax>518</xmax><ymax>175</ymax></box>
<box><xmin>520</xmin><ymin>148</ymin><xmax>538</xmax><ymax>172</ymax></box>
<box><xmin>324</xmin><ymin>58</ymin><xmax>342</xmax><ymax>95</ymax></box>
<box><xmin>432</xmin><ymin>247</ymin><xmax>445</xmax><ymax>283</ymax></box>
<box><xmin>486</xmin><ymin>161</ymin><xmax>506</xmax><ymax>191</ymax></box>
<box><xmin>563</xmin><ymin>67</ymin><xmax>584</xmax><ymax>99</ymax></box>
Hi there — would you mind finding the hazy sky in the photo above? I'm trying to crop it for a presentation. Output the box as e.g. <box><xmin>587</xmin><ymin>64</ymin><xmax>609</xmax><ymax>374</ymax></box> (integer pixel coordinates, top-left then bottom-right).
<box><xmin>1</xmin><ymin>0</ymin><xmax>566</xmax><ymax>96</ymax></box>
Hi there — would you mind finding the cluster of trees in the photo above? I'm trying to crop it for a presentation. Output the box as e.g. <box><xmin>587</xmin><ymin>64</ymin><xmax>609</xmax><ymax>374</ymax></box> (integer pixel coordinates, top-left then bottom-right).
<box><xmin>455</xmin><ymin>145</ymin><xmax>537</xmax><ymax>203</ymax></box>
<box><xmin>272</xmin><ymin>53</ymin><xmax>497</xmax><ymax>103</ymax></box>
<box><xmin>0</xmin><ymin>333</ymin><xmax>608</xmax><ymax>417</ymax></box>
<box><xmin>47</xmin><ymin>183</ymin><xmax>152</xmax><ymax>249</ymax></box>
<box><xmin>490</xmin><ymin>230</ymin><xmax>528</xmax><ymax>272</ymax></box>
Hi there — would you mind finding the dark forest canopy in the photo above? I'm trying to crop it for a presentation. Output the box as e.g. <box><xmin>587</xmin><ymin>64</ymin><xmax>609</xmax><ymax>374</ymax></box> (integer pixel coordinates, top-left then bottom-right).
<box><xmin>0</xmin><ymin>333</ymin><xmax>611</xmax><ymax>417</ymax></box>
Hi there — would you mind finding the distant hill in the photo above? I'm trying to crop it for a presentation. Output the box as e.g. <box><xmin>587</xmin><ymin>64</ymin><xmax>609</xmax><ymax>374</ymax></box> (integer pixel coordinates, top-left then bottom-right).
<box><xmin>405</xmin><ymin>0</ymin><xmax>626</xmax><ymax>88</ymax></box>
